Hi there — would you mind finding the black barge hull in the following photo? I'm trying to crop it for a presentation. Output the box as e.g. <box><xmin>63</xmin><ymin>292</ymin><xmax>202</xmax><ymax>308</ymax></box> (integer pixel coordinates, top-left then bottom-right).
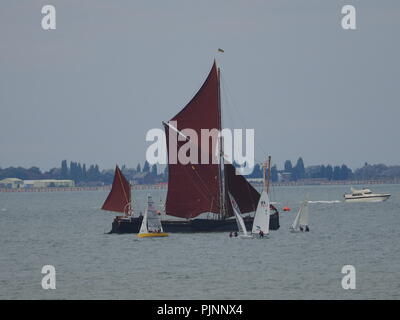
<box><xmin>109</xmin><ymin>213</ymin><xmax>280</xmax><ymax>234</ymax></box>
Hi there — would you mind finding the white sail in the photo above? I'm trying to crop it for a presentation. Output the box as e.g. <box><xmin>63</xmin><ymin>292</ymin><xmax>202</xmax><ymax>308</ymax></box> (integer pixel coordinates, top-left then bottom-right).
<box><xmin>139</xmin><ymin>195</ymin><xmax>164</xmax><ymax>234</ymax></box>
<box><xmin>139</xmin><ymin>210</ymin><xmax>148</xmax><ymax>234</ymax></box>
<box><xmin>252</xmin><ymin>190</ymin><xmax>270</xmax><ymax>235</ymax></box>
<box><xmin>228</xmin><ymin>193</ymin><xmax>248</xmax><ymax>236</ymax></box>
<box><xmin>291</xmin><ymin>207</ymin><xmax>301</xmax><ymax>230</ymax></box>
<box><xmin>146</xmin><ymin>194</ymin><xmax>163</xmax><ymax>232</ymax></box>
<box><xmin>299</xmin><ymin>200</ymin><xmax>309</xmax><ymax>226</ymax></box>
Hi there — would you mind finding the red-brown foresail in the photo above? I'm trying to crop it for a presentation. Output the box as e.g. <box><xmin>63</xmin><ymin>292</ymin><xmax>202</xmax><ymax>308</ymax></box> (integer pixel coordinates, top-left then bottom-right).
<box><xmin>224</xmin><ymin>163</ymin><xmax>260</xmax><ymax>217</ymax></box>
<box><xmin>101</xmin><ymin>165</ymin><xmax>131</xmax><ymax>214</ymax></box>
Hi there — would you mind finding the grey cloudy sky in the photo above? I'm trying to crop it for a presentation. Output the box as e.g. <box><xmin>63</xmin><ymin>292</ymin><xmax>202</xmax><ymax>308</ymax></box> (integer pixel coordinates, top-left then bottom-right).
<box><xmin>1</xmin><ymin>0</ymin><xmax>399</xmax><ymax>171</ymax></box>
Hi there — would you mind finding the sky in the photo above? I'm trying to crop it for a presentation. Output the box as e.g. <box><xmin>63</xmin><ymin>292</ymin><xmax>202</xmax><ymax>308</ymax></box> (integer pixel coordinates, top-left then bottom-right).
<box><xmin>0</xmin><ymin>0</ymin><xmax>399</xmax><ymax>171</ymax></box>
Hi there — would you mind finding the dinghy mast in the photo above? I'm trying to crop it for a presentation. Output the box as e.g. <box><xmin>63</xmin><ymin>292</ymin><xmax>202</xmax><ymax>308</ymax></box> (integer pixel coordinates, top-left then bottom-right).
<box><xmin>263</xmin><ymin>156</ymin><xmax>272</xmax><ymax>194</ymax></box>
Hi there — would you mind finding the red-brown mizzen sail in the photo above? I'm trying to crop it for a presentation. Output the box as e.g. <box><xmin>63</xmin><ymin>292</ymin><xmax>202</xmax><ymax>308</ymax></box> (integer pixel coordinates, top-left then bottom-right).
<box><xmin>101</xmin><ymin>165</ymin><xmax>131</xmax><ymax>214</ymax></box>
<box><xmin>164</xmin><ymin>61</ymin><xmax>221</xmax><ymax>219</ymax></box>
<box><xmin>224</xmin><ymin>163</ymin><xmax>260</xmax><ymax>217</ymax></box>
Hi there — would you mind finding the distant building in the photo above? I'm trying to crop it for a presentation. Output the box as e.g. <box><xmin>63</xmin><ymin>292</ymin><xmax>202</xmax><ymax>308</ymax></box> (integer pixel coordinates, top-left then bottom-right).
<box><xmin>131</xmin><ymin>172</ymin><xmax>148</xmax><ymax>185</ymax></box>
<box><xmin>300</xmin><ymin>178</ymin><xmax>329</xmax><ymax>185</ymax></box>
<box><xmin>247</xmin><ymin>178</ymin><xmax>263</xmax><ymax>184</ymax></box>
<box><xmin>23</xmin><ymin>179</ymin><xmax>75</xmax><ymax>188</ymax></box>
<box><xmin>0</xmin><ymin>178</ymin><xmax>24</xmax><ymax>189</ymax></box>
<box><xmin>279</xmin><ymin>172</ymin><xmax>292</xmax><ymax>182</ymax></box>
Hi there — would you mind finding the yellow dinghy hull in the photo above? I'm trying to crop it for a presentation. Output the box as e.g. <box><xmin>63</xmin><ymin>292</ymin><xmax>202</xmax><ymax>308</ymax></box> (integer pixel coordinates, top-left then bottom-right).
<box><xmin>138</xmin><ymin>232</ymin><xmax>169</xmax><ymax>238</ymax></box>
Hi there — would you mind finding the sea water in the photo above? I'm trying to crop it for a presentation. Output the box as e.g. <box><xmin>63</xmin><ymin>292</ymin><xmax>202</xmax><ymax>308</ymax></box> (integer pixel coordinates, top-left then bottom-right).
<box><xmin>0</xmin><ymin>184</ymin><xmax>399</xmax><ymax>299</ymax></box>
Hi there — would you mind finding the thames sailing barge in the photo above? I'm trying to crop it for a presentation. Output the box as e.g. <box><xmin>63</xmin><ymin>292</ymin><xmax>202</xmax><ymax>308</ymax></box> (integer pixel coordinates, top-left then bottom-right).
<box><xmin>108</xmin><ymin>61</ymin><xmax>279</xmax><ymax>233</ymax></box>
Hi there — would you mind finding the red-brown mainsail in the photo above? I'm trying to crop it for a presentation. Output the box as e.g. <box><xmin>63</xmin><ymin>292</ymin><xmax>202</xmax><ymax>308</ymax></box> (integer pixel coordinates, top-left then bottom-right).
<box><xmin>164</xmin><ymin>61</ymin><xmax>221</xmax><ymax>219</ymax></box>
<box><xmin>163</xmin><ymin>60</ymin><xmax>259</xmax><ymax>220</ymax></box>
<box><xmin>101</xmin><ymin>165</ymin><xmax>131</xmax><ymax>214</ymax></box>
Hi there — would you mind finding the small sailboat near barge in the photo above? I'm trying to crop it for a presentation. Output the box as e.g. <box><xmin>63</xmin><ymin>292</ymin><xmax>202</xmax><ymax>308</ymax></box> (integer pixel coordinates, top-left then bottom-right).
<box><xmin>138</xmin><ymin>195</ymin><xmax>168</xmax><ymax>238</ymax></box>
<box><xmin>108</xmin><ymin>61</ymin><xmax>279</xmax><ymax>233</ymax></box>
<box><xmin>229</xmin><ymin>158</ymin><xmax>273</xmax><ymax>239</ymax></box>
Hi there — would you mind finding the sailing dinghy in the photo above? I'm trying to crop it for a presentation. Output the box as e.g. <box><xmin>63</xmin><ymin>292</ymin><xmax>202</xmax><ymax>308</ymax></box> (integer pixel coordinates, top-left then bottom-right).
<box><xmin>228</xmin><ymin>193</ymin><xmax>253</xmax><ymax>239</ymax></box>
<box><xmin>252</xmin><ymin>189</ymin><xmax>271</xmax><ymax>238</ymax></box>
<box><xmin>138</xmin><ymin>195</ymin><xmax>168</xmax><ymax>238</ymax></box>
<box><xmin>290</xmin><ymin>200</ymin><xmax>309</xmax><ymax>233</ymax></box>
<box><xmin>251</xmin><ymin>158</ymin><xmax>273</xmax><ymax>238</ymax></box>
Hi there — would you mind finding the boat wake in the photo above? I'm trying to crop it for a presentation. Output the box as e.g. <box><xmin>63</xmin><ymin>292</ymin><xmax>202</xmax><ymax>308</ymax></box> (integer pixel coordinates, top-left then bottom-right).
<box><xmin>308</xmin><ymin>200</ymin><xmax>341</xmax><ymax>204</ymax></box>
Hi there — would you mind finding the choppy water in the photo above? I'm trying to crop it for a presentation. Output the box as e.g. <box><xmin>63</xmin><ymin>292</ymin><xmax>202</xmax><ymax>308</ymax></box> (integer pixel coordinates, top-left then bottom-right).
<box><xmin>0</xmin><ymin>184</ymin><xmax>399</xmax><ymax>300</ymax></box>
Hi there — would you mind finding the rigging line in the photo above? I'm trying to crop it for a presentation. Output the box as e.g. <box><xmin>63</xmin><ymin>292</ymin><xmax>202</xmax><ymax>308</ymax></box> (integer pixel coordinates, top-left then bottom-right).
<box><xmin>220</xmin><ymin>73</ymin><xmax>269</xmax><ymax>165</ymax></box>
<box><xmin>221</xmin><ymin>74</ymin><xmax>277</xmax><ymax>206</ymax></box>
<box><xmin>189</xmin><ymin>163</ymin><xmax>220</xmax><ymax>206</ymax></box>
<box><xmin>270</xmin><ymin>183</ymin><xmax>277</xmax><ymax>206</ymax></box>
<box><xmin>222</xmin><ymin>80</ymin><xmax>265</xmax><ymax>163</ymax></box>
<box><xmin>172</xmin><ymin>163</ymin><xmax>219</xmax><ymax>219</ymax></box>
<box><xmin>209</xmin><ymin>197</ymin><xmax>215</xmax><ymax>220</ymax></box>
<box><xmin>220</xmin><ymin>76</ymin><xmax>236</xmax><ymax>131</ymax></box>
<box><xmin>117</xmin><ymin>167</ymin><xmax>130</xmax><ymax>207</ymax></box>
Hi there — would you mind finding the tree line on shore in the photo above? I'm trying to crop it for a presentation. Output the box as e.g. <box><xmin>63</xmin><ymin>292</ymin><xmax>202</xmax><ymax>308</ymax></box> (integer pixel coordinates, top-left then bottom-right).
<box><xmin>1</xmin><ymin>158</ymin><xmax>400</xmax><ymax>186</ymax></box>
<box><xmin>0</xmin><ymin>160</ymin><xmax>166</xmax><ymax>186</ymax></box>
<box><xmin>245</xmin><ymin>157</ymin><xmax>353</xmax><ymax>182</ymax></box>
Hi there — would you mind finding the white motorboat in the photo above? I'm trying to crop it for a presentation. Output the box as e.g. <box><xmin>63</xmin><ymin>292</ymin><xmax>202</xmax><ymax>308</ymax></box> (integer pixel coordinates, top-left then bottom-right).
<box><xmin>344</xmin><ymin>187</ymin><xmax>390</xmax><ymax>202</ymax></box>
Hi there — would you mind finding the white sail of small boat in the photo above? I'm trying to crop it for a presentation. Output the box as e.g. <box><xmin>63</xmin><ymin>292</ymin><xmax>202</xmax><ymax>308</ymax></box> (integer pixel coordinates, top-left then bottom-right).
<box><xmin>291</xmin><ymin>206</ymin><xmax>301</xmax><ymax>231</ymax></box>
<box><xmin>290</xmin><ymin>200</ymin><xmax>309</xmax><ymax>232</ymax></box>
<box><xmin>299</xmin><ymin>200</ymin><xmax>309</xmax><ymax>226</ymax></box>
<box><xmin>228</xmin><ymin>193</ymin><xmax>253</xmax><ymax>239</ymax></box>
<box><xmin>138</xmin><ymin>194</ymin><xmax>168</xmax><ymax>238</ymax></box>
<box><xmin>252</xmin><ymin>190</ymin><xmax>270</xmax><ymax>237</ymax></box>
<box><xmin>250</xmin><ymin>157</ymin><xmax>273</xmax><ymax>238</ymax></box>
<box><xmin>139</xmin><ymin>210</ymin><xmax>149</xmax><ymax>234</ymax></box>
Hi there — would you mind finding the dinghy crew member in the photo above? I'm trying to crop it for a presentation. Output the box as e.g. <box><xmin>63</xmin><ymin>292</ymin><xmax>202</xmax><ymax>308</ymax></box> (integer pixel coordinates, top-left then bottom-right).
<box><xmin>259</xmin><ymin>230</ymin><xmax>264</xmax><ymax>238</ymax></box>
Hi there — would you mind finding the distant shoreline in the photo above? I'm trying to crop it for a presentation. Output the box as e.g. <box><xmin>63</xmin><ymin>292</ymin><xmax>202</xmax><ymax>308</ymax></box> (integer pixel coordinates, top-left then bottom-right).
<box><xmin>256</xmin><ymin>178</ymin><xmax>400</xmax><ymax>187</ymax></box>
<box><xmin>1</xmin><ymin>179</ymin><xmax>399</xmax><ymax>193</ymax></box>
